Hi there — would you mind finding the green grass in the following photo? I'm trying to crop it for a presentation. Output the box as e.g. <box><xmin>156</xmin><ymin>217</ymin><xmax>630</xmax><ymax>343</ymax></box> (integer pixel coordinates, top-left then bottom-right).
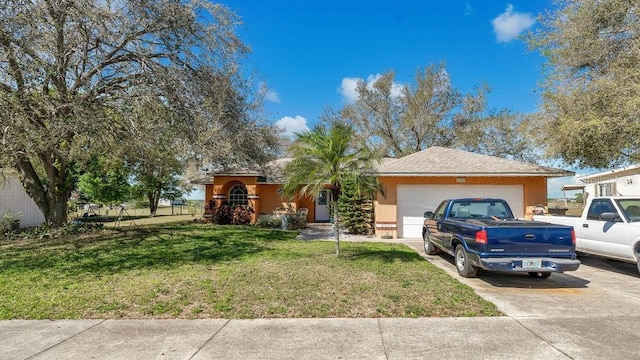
<box><xmin>0</xmin><ymin>223</ymin><xmax>501</xmax><ymax>319</ymax></box>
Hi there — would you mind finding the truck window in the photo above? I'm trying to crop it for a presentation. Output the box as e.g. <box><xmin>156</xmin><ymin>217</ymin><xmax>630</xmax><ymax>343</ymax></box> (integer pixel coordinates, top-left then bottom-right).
<box><xmin>586</xmin><ymin>199</ymin><xmax>616</xmax><ymax>220</ymax></box>
<box><xmin>616</xmin><ymin>199</ymin><xmax>640</xmax><ymax>222</ymax></box>
<box><xmin>451</xmin><ymin>203</ymin><xmax>472</xmax><ymax>218</ymax></box>
<box><xmin>433</xmin><ymin>201</ymin><xmax>448</xmax><ymax>220</ymax></box>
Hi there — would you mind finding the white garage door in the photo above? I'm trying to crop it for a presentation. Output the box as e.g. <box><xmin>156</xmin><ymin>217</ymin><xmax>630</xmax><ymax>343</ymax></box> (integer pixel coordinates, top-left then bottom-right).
<box><xmin>397</xmin><ymin>185</ymin><xmax>524</xmax><ymax>238</ymax></box>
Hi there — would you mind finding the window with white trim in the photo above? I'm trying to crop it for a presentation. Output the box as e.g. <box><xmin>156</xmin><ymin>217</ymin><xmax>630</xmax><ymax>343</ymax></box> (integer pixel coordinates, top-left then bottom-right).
<box><xmin>598</xmin><ymin>182</ymin><xmax>616</xmax><ymax>196</ymax></box>
<box><xmin>228</xmin><ymin>184</ymin><xmax>248</xmax><ymax>206</ymax></box>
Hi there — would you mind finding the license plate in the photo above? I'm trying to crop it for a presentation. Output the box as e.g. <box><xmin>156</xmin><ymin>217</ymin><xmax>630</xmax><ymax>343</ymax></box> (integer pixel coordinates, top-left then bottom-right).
<box><xmin>522</xmin><ymin>258</ymin><xmax>542</xmax><ymax>268</ymax></box>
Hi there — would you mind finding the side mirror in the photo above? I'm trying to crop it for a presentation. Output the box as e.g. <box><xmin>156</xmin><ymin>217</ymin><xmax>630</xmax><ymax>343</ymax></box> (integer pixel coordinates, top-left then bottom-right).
<box><xmin>424</xmin><ymin>211</ymin><xmax>434</xmax><ymax>218</ymax></box>
<box><xmin>599</xmin><ymin>212</ymin><xmax>622</xmax><ymax>222</ymax></box>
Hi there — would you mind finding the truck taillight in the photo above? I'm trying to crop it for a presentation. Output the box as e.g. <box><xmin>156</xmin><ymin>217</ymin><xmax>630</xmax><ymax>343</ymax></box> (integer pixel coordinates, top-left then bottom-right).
<box><xmin>571</xmin><ymin>229</ymin><xmax>576</xmax><ymax>246</ymax></box>
<box><xmin>476</xmin><ymin>229</ymin><xmax>488</xmax><ymax>244</ymax></box>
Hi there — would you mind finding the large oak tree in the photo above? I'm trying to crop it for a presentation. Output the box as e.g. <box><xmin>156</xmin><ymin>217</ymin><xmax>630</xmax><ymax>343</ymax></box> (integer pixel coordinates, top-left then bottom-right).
<box><xmin>0</xmin><ymin>1</ymin><xmax>278</xmax><ymax>226</ymax></box>
<box><xmin>529</xmin><ymin>0</ymin><xmax>640</xmax><ymax>168</ymax></box>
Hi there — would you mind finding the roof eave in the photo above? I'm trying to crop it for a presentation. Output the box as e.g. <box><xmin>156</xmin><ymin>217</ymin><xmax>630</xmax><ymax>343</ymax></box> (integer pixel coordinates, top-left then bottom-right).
<box><xmin>374</xmin><ymin>171</ymin><xmax>574</xmax><ymax>177</ymax></box>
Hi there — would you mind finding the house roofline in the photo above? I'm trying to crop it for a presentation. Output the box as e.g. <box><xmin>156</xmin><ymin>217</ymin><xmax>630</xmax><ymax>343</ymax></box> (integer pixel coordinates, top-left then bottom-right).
<box><xmin>373</xmin><ymin>171</ymin><xmax>574</xmax><ymax>177</ymax></box>
<box><xmin>578</xmin><ymin>164</ymin><xmax>640</xmax><ymax>181</ymax></box>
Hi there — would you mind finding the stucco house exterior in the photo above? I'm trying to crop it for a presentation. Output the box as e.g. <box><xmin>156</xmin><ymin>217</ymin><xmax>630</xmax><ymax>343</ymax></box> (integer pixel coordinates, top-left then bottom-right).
<box><xmin>372</xmin><ymin>147</ymin><xmax>572</xmax><ymax>238</ymax></box>
<box><xmin>0</xmin><ymin>171</ymin><xmax>46</xmax><ymax>228</ymax></box>
<box><xmin>576</xmin><ymin>164</ymin><xmax>640</xmax><ymax>198</ymax></box>
<box><xmin>203</xmin><ymin>147</ymin><xmax>573</xmax><ymax>238</ymax></box>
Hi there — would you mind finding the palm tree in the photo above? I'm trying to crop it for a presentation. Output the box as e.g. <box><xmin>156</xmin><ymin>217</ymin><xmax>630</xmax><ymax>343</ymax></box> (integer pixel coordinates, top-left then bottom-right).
<box><xmin>282</xmin><ymin>122</ymin><xmax>384</xmax><ymax>256</ymax></box>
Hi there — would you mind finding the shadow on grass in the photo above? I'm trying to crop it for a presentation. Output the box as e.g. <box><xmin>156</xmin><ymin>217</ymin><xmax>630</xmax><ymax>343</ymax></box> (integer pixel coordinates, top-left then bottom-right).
<box><xmin>341</xmin><ymin>244</ymin><xmax>424</xmax><ymax>263</ymax></box>
<box><xmin>0</xmin><ymin>224</ymin><xmax>298</xmax><ymax>277</ymax></box>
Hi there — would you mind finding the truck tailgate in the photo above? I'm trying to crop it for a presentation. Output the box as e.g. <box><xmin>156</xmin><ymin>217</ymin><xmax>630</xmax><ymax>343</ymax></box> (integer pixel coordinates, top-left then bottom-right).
<box><xmin>484</xmin><ymin>223</ymin><xmax>574</xmax><ymax>256</ymax></box>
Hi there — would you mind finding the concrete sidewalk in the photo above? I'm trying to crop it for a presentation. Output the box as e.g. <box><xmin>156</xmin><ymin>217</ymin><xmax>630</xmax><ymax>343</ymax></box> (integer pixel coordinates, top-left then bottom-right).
<box><xmin>3</xmin><ymin>316</ymin><xmax>639</xmax><ymax>359</ymax></box>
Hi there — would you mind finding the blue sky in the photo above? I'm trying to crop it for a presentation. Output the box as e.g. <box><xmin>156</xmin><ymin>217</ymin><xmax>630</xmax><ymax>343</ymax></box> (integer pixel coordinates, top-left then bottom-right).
<box><xmin>192</xmin><ymin>0</ymin><xmax>588</xmax><ymax>199</ymax></box>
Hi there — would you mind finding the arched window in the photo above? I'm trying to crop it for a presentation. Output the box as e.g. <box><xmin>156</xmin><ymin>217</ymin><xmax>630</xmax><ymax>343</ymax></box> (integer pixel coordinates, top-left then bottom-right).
<box><xmin>228</xmin><ymin>184</ymin><xmax>248</xmax><ymax>206</ymax></box>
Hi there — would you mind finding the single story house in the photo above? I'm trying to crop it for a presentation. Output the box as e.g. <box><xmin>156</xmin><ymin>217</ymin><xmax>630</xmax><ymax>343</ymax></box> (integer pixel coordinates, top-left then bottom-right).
<box><xmin>203</xmin><ymin>147</ymin><xmax>573</xmax><ymax>238</ymax></box>
<box><xmin>577</xmin><ymin>164</ymin><xmax>640</xmax><ymax>198</ymax></box>
<box><xmin>0</xmin><ymin>171</ymin><xmax>46</xmax><ymax>228</ymax></box>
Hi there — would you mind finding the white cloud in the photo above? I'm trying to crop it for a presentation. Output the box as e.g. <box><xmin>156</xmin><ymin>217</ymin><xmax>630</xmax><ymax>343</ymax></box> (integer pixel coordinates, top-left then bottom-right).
<box><xmin>491</xmin><ymin>4</ymin><xmax>535</xmax><ymax>43</ymax></box>
<box><xmin>338</xmin><ymin>77</ymin><xmax>360</xmax><ymax>102</ymax></box>
<box><xmin>259</xmin><ymin>82</ymin><xmax>280</xmax><ymax>103</ymax></box>
<box><xmin>337</xmin><ymin>74</ymin><xmax>404</xmax><ymax>102</ymax></box>
<box><xmin>275</xmin><ymin>115</ymin><xmax>309</xmax><ymax>139</ymax></box>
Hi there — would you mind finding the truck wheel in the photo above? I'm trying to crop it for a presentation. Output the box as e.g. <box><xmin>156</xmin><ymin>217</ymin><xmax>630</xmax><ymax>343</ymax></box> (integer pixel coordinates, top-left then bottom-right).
<box><xmin>455</xmin><ymin>245</ymin><xmax>477</xmax><ymax>278</ymax></box>
<box><xmin>528</xmin><ymin>272</ymin><xmax>551</xmax><ymax>279</ymax></box>
<box><xmin>423</xmin><ymin>233</ymin><xmax>439</xmax><ymax>255</ymax></box>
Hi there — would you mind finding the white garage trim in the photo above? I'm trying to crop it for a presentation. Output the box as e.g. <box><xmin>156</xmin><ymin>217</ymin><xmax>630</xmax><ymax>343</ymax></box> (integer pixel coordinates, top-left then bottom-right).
<box><xmin>397</xmin><ymin>185</ymin><xmax>524</xmax><ymax>238</ymax></box>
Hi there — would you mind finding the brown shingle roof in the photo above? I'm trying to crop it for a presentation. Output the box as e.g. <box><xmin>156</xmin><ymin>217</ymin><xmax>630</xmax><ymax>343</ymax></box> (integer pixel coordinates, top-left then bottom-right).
<box><xmin>374</xmin><ymin>147</ymin><xmax>573</xmax><ymax>177</ymax></box>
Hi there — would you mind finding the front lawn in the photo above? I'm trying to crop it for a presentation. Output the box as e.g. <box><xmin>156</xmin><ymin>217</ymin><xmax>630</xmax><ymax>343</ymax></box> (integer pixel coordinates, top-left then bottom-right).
<box><xmin>0</xmin><ymin>223</ymin><xmax>500</xmax><ymax>319</ymax></box>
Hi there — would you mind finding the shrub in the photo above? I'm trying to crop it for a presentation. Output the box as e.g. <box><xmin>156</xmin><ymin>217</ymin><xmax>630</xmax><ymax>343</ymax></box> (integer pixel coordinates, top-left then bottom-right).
<box><xmin>207</xmin><ymin>203</ymin><xmax>255</xmax><ymax>225</ymax></box>
<box><xmin>0</xmin><ymin>212</ymin><xmax>21</xmax><ymax>238</ymax></box>
<box><xmin>286</xmin><ymin>213</ymin><xmax>307</xmax><ymax>230</ymax></box>
<box><xmin>212</xmin><ymin>204</ymin><xmax>234</xmax><ymax>225</ymax></box>
<box><xmin>231</xmin><ymin>205</ymin><xmax>254</xmax><ymax>225</ymax></box>
<box><xmin>255</xmin><ymin>214</ymin><xmax>282</xmax><ymax>229</ymax></box>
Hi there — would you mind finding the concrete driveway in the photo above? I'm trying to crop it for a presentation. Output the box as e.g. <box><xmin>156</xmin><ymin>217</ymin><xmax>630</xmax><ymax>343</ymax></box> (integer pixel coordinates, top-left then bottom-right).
<box><xmin>403</xmin><ymin>239</ymin><xmax>640</xmax><ymax>318</ymax></box>
<box><xmin>401</xmin><ymin>239</ymin><xmax>640</xmax><ymax>359</ymax></box>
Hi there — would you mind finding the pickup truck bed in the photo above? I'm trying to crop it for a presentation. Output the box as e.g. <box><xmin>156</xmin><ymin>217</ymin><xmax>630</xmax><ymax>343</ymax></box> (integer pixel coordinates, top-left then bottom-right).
<box><xmin>424</xmin><ymin>198</ymin><xmax>580</xmax><ymax>278</ymax></box>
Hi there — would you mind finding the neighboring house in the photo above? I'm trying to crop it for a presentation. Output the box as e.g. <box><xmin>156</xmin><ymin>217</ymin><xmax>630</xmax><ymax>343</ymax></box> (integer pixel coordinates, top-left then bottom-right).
<box><xmin>203</xmin><ymin>147</ymin><xmax>573</xmax><ymax>238</ymax></box>
<box><xmin>0</xmin><ymin>171</ymin><xmax>46</xmax><ymax>228</ymax></box>
<box><xmin>577</xmin><ymin>164</ymin><xmax>640</xmax><ymax>198</ymax></box>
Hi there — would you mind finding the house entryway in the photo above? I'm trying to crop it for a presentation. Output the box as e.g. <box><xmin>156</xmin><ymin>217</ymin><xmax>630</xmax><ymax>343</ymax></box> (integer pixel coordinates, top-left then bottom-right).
<box><xmin>315</xmin><ymin>190</ymin><xmax>330</xmax><ymax>222</ymax></box>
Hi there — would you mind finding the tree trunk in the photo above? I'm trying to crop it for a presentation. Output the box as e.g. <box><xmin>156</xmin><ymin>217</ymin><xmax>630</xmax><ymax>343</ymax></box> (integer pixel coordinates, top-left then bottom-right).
<box><xmin>333</xmin><ymin>198</ymin><xmax>340</xmax><ymax>257</ymax></box>
<box><xmin>15</xmin><ymin>154</ymin><xmax>71</xmax><ymax>228</ymax></box>
<box><xmin>48</xmin><ymin>195</ymin><xmax>69</xmax><ymax>227</ymax></box>
<box><xmin>148</xmin><ymin>192</ymin><xmax>157</xmax><ymax>216</ymax></box>
<box><xmin>147</xmin><ymin>189</ymin><xmax>162</xmax><ymax>216</ymax></box>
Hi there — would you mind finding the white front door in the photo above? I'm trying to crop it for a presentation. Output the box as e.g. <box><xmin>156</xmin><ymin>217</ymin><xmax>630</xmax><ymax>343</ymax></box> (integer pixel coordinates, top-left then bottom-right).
<box><xmin>315</xmin><ymin>190</ymin><xmax>330</xmax><ymax>222</ymax></box>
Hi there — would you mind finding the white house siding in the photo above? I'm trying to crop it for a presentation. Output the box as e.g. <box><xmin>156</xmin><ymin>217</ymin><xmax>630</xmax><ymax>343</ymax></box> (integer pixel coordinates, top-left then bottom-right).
<box><xmin>579</xmin><ymin>165</ymin><xmax>640</xmax><ymax>198</ymax></box>
<box><xmin>0</xmin><ymin>176</ymin><xmax>45</xmax><ymax>228</ymax></box>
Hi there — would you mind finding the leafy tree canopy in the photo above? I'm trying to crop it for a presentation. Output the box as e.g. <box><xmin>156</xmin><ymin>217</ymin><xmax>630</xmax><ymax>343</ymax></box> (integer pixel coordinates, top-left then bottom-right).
<box><xmin>340</xmin><ymin>64</ymin><xmax>538</xmax><ymax>162</ymax></box>
<box><xmin>0</xmin><ymin>0</ymin><xmax>280</xmax><ymax>226</ymax></box>
<box><xmin>528</xmin><ymin>0</ymin><xmax>640</xmax><ymax>168</ymax></box>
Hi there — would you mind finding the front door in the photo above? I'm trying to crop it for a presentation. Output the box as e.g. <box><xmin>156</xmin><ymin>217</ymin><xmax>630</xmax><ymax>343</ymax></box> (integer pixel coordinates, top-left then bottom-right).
<box><xmin>315</xmin><ymin>190</ymin><xmax>330</xmax><ymax>222</ymax></box>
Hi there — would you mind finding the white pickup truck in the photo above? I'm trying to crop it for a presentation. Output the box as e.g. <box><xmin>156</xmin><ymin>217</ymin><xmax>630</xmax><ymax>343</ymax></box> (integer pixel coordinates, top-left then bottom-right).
<box><xmin>534</xmin><ymin>196</ymin><xmax>640</xmax><ymax>273</ymax></box>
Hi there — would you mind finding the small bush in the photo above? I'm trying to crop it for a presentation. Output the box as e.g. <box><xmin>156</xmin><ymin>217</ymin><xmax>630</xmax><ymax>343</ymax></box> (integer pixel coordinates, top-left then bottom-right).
<box><xmin>255</xmin><ymin>214</ymin><xmax>282</xmax><ymax>229</ymax></box>
<box><xmin>207</xmin><ymin>204</ymin><xmax>255</xmax><ymax>225</ymax></box>
<box><xmin>212</xmin><ymin>205</ymin><xmax>234</xmax><ymax>225</ymax></box>
<box><xmin>231</xmin><ymin>205</ymin><xmax>254</xmax><ymax>225</ymax></box>
<box><xmin>0</xmin><ymin>212</ymin><xmax>21</xmax><ymax>238</ymax></box>
<box><xmin>286</xmin><ymin>213</ymin><xmax>307</xmax><ymax>230</ymax></box>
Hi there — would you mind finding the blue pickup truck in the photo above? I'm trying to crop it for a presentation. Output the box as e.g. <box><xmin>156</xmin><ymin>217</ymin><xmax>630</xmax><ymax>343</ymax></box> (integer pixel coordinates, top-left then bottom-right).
<box><xmin>423</xmin><ymin>198</ymin><xmax>580</xmax><ymax>278</ymax></box>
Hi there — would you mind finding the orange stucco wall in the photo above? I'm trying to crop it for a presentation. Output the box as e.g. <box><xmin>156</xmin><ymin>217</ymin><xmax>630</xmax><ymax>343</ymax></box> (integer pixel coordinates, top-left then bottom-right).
<box><xmin>204</xmin><ymin>177</ymin><xmax>316</xmax><ymax>222</ymax></box>
<box><xmin>205</xmin><ymin>175</ymin><xmax>550</xmax><ymax>228</ymax></box>
<box><xmin>374</xmin><ymin>176</ymin><xmax>548</xmax><ymax>238</ymax></box>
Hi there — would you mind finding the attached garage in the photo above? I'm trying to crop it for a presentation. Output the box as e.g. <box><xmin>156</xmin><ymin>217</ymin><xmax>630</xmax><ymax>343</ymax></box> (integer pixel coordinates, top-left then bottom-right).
<box><xmin>397</xmin><ymin>184</ymin><xmax>524</xmax><ymax>238</ymax></box>
<box><xmin>373</xmin><ymin>147</ymin><xmax>573</xmax><ymax>239</ymax></box>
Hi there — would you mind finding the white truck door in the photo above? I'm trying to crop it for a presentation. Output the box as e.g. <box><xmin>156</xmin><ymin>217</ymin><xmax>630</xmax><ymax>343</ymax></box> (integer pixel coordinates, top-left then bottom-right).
<box><xmin>579</xmin><ymin>198</ymin><xmax>632</xmax><ymax>261</ymax></box>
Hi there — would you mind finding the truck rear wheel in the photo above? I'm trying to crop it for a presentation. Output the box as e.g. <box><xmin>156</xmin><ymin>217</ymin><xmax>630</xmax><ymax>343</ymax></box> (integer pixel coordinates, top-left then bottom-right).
<box><xmin>455</xmin><ymin>245</ymin><xmax>477</xmax><ymax>277</ymax></box>
<box><xmin>423</xmin><ymin>232</ymin><xmax>439</xmax><ymax>255</ymax></box>
<box><xmin>528</xmin><ymin>272</ymin><xmax>551</xmax><ymax>279</ymax></box>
